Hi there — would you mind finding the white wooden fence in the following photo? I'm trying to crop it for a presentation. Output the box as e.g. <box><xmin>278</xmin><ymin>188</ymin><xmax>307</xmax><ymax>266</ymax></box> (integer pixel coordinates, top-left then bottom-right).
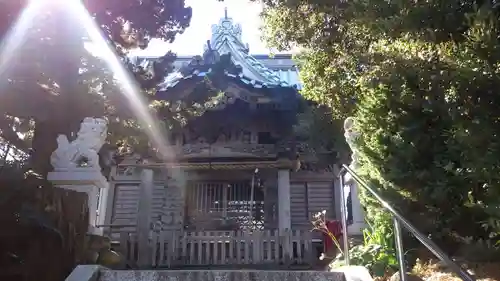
<box><xmin>119</xmin><ymin>229</ymin><xmax>314</xmax><ymax>268</ymax></box>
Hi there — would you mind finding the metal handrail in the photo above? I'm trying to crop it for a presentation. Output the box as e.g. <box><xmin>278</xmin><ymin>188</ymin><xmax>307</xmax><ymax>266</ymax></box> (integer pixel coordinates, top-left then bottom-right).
<box><xmin>339</xmin><ymin>164</ymin><xmax>475</xmax><ymax>281</ymax></box>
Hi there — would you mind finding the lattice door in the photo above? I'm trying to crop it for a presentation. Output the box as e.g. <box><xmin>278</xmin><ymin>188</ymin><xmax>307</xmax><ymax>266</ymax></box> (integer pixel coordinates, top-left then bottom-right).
<box><xmin>185</xmin><ymin>180</ymin><xmax>265</xmax><ymax>230</ymax></box>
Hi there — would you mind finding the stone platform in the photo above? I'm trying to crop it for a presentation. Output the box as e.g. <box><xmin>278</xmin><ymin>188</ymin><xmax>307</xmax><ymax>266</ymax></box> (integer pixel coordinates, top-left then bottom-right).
<box><xmin>100</xmin><ymin>270</ymin><xmax>347</xmax><ymax>281</ymax></box>
<box><xmin>66</xmin><ymin>266</ymin><xmax>348</xmax><ymax>281</ymax></box>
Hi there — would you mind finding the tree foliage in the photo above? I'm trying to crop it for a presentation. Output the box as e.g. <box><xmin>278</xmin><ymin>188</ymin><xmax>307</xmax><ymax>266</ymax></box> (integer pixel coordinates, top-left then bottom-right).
<box><xmin>260</xmin><ymin>0</ymin><xmax>500</xmax><ymax>259</ymax></box>
<box><xmin>293</xmin><ymin>103</ymin><xmax>350</xmax><ymax>165</ymax></box>
<box><xmin>0</xmin><ymin>0</ymin><xmax>192</xmax><ymax>176</ymax></box>
<box><xmin>0</xmin><ymin>0</ymin><xmax>192</xmax><ymax>49</ymax></box>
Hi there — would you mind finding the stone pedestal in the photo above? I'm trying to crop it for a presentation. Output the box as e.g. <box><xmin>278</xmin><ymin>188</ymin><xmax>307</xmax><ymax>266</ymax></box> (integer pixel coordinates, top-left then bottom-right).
<box><xmin>48</xmin><ymin>168</ymin><xmax>109</xmax><ymax>235</ymax></box>
<box><xmin>343</xmin><ymin>172</ymin><xmax>366</xmax><ymax>235</ymax></box>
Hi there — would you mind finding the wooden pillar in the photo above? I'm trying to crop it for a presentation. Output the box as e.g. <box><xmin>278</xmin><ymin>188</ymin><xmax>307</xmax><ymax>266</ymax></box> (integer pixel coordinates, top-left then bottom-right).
<box><xmin>277</xmin><ymin>169</ymin><xmax>291</xmax><ymax>231</ymax></box>
<box><xmin>263</xmin><ymin>175</ymin><xmax>278</xmax><ymax>228</ymax></box>
<box><xmin>136</xmin><ymin>169</ymin><xmax>154</xmax><ymax>267</ymax></box>
<box><xmin>162</xmin><ymin>168</ymin><xmax>186</xmax><ymax>231</ymax></box>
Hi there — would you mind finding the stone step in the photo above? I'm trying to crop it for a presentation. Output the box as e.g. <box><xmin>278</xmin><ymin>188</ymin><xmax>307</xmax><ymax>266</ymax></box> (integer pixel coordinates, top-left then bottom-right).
<box><xmin>100</xmin><ymin>270</ymin><xmax>348</xmax><ymax>281</ymax></box>
<box><xmin>66</xmin><ymin>266</ymin><xmax>349</xmax><ymax>281</ymax></box>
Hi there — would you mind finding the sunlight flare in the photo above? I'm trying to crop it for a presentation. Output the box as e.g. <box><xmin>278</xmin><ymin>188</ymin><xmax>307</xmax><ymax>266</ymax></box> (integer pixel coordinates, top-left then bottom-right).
<box><xmin>0</xmin><ymin>0</ymin><xmax>44</xmax><ymax>79</ymax></box>
<box><xmin>0</xmin><ymin>0</ymin><xmax>179</xmax><ymax>173</ymax></box>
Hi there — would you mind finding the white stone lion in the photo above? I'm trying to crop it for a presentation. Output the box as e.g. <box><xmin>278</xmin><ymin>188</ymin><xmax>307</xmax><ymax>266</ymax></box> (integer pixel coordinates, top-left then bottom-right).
<box><xmin>50</xmin><ymin>117</ymin><xmax>108</xmax><ymax>171</ymax></box>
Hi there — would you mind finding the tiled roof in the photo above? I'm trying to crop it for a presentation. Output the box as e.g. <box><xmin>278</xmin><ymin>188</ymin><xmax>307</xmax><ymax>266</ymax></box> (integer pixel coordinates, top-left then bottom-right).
<box><xmin>157</xmin><ymin>67</ymin><xmax>299</xmax><ymax>92</ymax></box>
<box><xmin>137</xmin><ymin>11</ymin><xmax>302</xmax><ymax>92</ymax></box>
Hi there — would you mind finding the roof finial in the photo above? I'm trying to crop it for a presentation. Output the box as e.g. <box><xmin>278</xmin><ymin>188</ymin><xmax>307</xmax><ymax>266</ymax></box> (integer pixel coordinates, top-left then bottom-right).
<box><xmin>224</xmin><ymin>7</ymin><xmax>228</xmax><ymax>19</ymax></box>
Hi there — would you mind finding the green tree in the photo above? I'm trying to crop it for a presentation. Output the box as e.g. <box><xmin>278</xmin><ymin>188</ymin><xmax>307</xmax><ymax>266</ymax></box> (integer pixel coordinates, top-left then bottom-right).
<box><xmin>293</xmin><ymin>103</ymin><xmax>350</xmax><ymax>166</ymax></box>
<box><xmin>0</xmin><ymin>0</ymin><xmax>192</xmax><ymax>176</ymax></box>
<box><xmin>260</xmin><ymin>0</ymin><xmax>500</xmax><ymax>255</ymax></box>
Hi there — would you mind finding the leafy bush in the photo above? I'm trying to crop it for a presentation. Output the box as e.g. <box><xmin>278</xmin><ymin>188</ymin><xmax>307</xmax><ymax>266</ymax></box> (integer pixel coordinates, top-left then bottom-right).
<box><xmin>329</xmin><ymin>217</ymin><xmax>398</xmax><ymax>277</ymax></box>
<box><xmin>0</xmin><ymin>162</ymin><xmax>88</xmax><ymax>281</ymax></box>
<box><xmin>261</xmin><ymin>0</ymin><xmax>500</xmax><ymax>256</ymax></box>
<box><xmin>353</xmin><ymin>29</ymin><xmax>500</xmax><ymax>250</ymax></box>
<box><xmin>313</xmin><ymin>209</ymin><xmax>398</xmax><ymax>277</ymax></box>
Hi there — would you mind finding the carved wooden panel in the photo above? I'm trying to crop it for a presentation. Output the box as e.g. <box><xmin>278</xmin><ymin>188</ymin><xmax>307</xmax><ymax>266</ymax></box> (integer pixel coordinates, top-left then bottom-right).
<box><xmin>156</xmin><ymin>181</ymin><xmax>184</xmax><ymax>231</ymax></box>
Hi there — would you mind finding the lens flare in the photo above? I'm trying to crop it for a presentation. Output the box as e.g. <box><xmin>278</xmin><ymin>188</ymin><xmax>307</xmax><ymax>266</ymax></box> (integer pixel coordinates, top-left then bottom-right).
<box><xmin>0</xmin><ymin>0</ymin><xmax>182</xmax><ymax>179</ymax></box>
<box><xmin>0</xmin><ymin>1</ymin><xmax>44</xmax><ymax>80</ymax></box>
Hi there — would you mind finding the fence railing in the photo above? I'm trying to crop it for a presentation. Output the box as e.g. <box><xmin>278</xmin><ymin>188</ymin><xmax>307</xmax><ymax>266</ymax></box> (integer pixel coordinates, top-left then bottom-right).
<box><xmin>339</xmin><ymin>165</ymin><xmax>476</xmax><ymax>281</ymax></box>
<box><xmin>119</xmin><ymin>229</ymin><xmax>314</xmax><ymax>268</ymax></box>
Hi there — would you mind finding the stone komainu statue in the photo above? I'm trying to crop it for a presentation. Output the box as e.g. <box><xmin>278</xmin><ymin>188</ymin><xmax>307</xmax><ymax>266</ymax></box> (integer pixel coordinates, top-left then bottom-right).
<box><xmin>50</xmin><ymin>117</ymin><xmax>108</xmax><ymax>170</ymax></box>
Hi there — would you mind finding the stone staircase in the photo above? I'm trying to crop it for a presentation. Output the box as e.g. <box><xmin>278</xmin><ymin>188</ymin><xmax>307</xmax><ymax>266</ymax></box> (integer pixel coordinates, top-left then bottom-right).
<box><xmin>66</xmin><ymin>265</ymin><xmax>373</xmax><ymax>281</ymax></box>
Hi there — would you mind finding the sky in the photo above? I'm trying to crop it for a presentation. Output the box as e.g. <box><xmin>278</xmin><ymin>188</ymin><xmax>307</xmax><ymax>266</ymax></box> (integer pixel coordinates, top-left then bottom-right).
<box><xmin>133</xmin><ymin>0</ymin><xmax>274</xmax><ymax>57</ymax></box>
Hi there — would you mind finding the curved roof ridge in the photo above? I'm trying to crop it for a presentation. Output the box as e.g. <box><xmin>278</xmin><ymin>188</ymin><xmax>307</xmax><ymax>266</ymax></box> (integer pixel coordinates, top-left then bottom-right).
<box><xmin>205</xmin><ymin>10</ymin><xmax>287</xmax><ymax>86</ymax></box>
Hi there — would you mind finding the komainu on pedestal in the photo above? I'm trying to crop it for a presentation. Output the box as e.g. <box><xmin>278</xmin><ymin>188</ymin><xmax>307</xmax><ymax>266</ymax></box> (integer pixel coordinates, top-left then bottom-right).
<box><xmin>50</xmin><ymin>117</ymin><xmax>108</xmax><ymax>171</ymax></box>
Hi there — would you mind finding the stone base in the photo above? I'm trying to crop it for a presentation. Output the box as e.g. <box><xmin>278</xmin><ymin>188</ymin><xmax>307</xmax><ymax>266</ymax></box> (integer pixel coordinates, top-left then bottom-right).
<box><xmin>48</xmin><ymin>168</ymin><xmax>109</xmax><ymax>236</ymax></box>
<box><xmin>331</xmin><ymin>266</ymin><xmax>373</xmax><ymax>281</ymax></box>
<box><xmin>48</xmin><ymin>169</ymin><xmax>108</xmax><ymax>189</ymax></box>
<box><xmin>65</xmin><ymin>265</ymin><xmax>102</xmax><ymax>281</ymax></box>
<box><xmin>348</xmin><ymin>222</ymin><xmax>367</xmax><ymax>235</ymax></box>
<box><xmin>99</xmin><ymin>270</ymin><xmax>348</xmax><ymax>281</ymax></box>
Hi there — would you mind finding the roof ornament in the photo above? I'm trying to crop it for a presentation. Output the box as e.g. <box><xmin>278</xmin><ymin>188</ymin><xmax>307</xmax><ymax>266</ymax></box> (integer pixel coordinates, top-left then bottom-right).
<box><xmin>159</xmin><ymin>7</ymin><xmax>294</xmax><ymax>90</ymax></box>
<box><xmin>211</xmin><ymin>9</ymin><xmax>243</xmax><ymax>43</ymax></box>
<box><xmin>178</xmin><ymin>40</ymin><xmax>225</xmax><ymax>76</ymax></box>
<box><xmin>203</xmin><ymin>40</ymin><xmax>221</xmax><ymax>64</ymax></box>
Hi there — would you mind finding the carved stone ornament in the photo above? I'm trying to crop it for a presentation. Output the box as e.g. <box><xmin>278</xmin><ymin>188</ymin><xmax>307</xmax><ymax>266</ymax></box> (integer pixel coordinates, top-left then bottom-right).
<box><xmin>50</xmin><ymin>117</ymin><xmax>108</xmax><ymax>171</ymax></box>
<box><xmin>208</xmin><ymin>11</ymin><xmax>284</xmax><ymax>85</ymax></box>
<box><xmin>344</xmin><ymin>117</ymin><xmax>360</xmax><ymax>169</ymax></box>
